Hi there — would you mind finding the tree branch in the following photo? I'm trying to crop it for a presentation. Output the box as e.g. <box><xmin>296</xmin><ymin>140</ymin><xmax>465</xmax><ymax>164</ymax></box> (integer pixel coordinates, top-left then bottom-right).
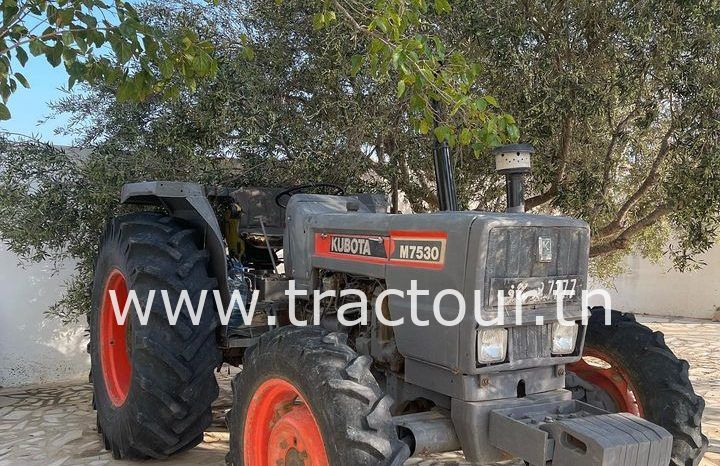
<box><xmin>595</xmin><ymin>124</ymin><xmax>674</xmax><ymax>239</ymax></box>
<box><xmin>601</xmin><ymin>107</ymin><xmax>640</xmax><ymax>195</ymax></box>
<box><xmin>589</xmin><ymin>204</ymin><xmax>672</xmax><ymax>257</ymax></box>
<box><xmin>525</xmin><ymin>186</ymin><xmax>557</xmax><ymax>210</ymax></box>
<box><xmin>526</xmin><ymin>115</ymin><xmax>572</xmax><ymax>210</ymax></box>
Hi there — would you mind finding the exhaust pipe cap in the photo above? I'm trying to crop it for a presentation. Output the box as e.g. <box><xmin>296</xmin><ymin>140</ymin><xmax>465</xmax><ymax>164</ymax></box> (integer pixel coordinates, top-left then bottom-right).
<box><xmin>493</xmin><ymin>143</ymin><xmax>534</xmax><ymax>175</ymax></box>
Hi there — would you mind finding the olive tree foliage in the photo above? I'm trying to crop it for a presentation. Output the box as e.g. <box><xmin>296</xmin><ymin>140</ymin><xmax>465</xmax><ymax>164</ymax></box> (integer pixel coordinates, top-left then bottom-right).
<box><xmin>0</xmin><ymin>138</ymin><xmax>229</xmax><ymax>322</ymax></box>
<box><xmin>1</xmin><ymin>0</ymin><xmax>719</xmax><ymax>322</ymax></box>
<box><xmin>455</xmin><ymin>0</ymin><xmax>720</xmax><ymax>273</ymax></box>
<box><xmin>0</xmin><ymin>0</ymin><xmax>220</xmax><ymax>119</ymax></box>
<box><xmin>0</xmin><ymin>0</ymin><xmax>516</xmax><ymax>322</ymax></box>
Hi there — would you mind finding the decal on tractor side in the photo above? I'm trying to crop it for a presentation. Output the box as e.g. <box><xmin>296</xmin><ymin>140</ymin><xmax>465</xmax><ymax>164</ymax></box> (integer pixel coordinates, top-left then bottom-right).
<box><xmin>314</xmin><ymin>231</ymin><xmax>447</xmax><ymax>269</ymax></box>
<box><xmin>389</xmin><ymin>231</ymin><xmax>447</xmax><ymax>269</ymax></box>
<box><xmin>329</xmin><ymin>235</ymin><xmax>386</xmax><ymax>258</ymax></box>
<box><xmin>391</xmin><ymin>239</ymin><xmax>445</xmax><ymax>264</ymax></box>
<box><xmin>388</xmin><ymin>231</ymin><xmax>447</xmax><ymax>269</ymax></box>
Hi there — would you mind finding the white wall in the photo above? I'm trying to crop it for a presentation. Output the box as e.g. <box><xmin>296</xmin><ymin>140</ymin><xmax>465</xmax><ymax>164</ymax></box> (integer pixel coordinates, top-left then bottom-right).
<box><xmin>589</xmin><ymin>247</ymin><xmax>720</xmax><ymax>320</ymax></box>
<box><xmin>0</xmin><ymin>245</ymin><xmax>88</xmax><ymax>387</ymax></box>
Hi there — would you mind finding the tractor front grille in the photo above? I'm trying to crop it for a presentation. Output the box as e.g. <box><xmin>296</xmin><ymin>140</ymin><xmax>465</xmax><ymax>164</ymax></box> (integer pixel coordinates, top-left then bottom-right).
<box><xmin>483</xmin><ymin>226</ymin><xmax>589</xmax><ymax>306</ymax></box>
<box><xmin>508</xmin><ymin>324</ymin><xmax>552</xmax><ymax>361</ymax></box>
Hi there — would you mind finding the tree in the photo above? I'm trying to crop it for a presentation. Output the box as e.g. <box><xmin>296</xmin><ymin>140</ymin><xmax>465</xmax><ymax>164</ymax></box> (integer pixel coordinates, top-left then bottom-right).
<box><xmin>0</xmin><ymin>136</ymin><xmax>230</xmax><ymax>322</ymax></box>
<box><xmin>454</xmin><ymin>0</ymin><xmax>720</xmax><ymax>272</ymax></box>
<box><xmin>319</xmin><ymin>0</ymin><xmax>520</xmax><ymax>150</ymax></box>
<box><xmin>1</xmin><ymin>0</ymin><xmax>719</xmax><ymax>323</ymax></box>
<box><xmin>0</xmin><ymin>0</ymin><xmax>219</xmax><ymax>119</ymax></box>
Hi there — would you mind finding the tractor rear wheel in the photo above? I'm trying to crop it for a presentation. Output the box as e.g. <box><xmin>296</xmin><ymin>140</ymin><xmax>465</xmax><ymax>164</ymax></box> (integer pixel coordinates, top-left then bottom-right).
<box><xmin>567</xmin><ymin>308</ymin><xmax>708</xmax><ymax>466</ymax></box>
<box><xmin>226</xmin><ymin>326</ymin><xmax>410</xmax><ymax>465</ymax></box>
<box><xmin>89</xmin><ymin>212</ymin><xmax>222</xmax><ymax>459</ymax></box>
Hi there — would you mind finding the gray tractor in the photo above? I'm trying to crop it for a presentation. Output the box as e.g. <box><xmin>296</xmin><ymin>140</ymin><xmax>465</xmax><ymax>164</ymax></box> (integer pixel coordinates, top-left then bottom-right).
<box><xmin>88</xmin><ymin>143</ymin><xmax>707</xmax><ymax>465</ymax></box>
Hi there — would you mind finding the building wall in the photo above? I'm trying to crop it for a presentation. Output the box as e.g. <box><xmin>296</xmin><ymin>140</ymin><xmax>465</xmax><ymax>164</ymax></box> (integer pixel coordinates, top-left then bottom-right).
<box><xmin>589</xmin><ymin>248</ymin><xmax>720</xmax><ymax>320</ymax></box>
<box><xmin>0</xmin><ymin>245</ymin><xmax>88</xmax><ymax>387</ymax></box>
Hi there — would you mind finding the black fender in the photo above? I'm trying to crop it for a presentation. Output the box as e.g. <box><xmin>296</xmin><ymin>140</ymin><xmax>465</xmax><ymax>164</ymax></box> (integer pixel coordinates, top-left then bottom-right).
<box><xmin>120</xmin><ymin>181</ymin><xmax>229</xmax><ymax>306</ymax></box>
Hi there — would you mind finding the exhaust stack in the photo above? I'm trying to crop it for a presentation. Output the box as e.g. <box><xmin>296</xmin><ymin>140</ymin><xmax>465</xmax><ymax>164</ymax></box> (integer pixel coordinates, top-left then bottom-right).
<box><xmin>493</xmin><ymin>144</ymin><xmax>534</xmax><ymax>213</ymax></box>
<box><xmin>431</xmin><ymin>100</ymin><xmax>459</xmax><ymax>211</ymax></box>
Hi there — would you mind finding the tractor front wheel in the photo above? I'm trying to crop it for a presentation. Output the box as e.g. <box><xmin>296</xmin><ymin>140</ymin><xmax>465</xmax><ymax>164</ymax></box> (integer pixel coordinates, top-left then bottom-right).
<box><xmin>227</xmin><ymin>326</ymin><xmax>410</xmax><ymax>465</ymax></box>
<box><xmin>568</xmin><ymin>308</ymin><xmax>708</xmax><ymax>466</ymax></box>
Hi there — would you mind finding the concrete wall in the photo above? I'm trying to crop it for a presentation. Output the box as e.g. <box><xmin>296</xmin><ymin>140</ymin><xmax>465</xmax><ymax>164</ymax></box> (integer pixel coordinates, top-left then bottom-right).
<box><xmin>589</xmin><ymin>247</ymin><xmax>720</xmax><ymax>320</ymax></box>
<box><xmin>0</xmin><ymin>245</ymin><xmax>88</xmax><ymax>387</ymax></box>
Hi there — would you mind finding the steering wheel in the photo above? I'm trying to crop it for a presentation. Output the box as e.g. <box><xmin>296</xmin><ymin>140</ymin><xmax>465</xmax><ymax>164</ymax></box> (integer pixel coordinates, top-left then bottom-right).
<box><xmin>275</xmin><ymin>183</ymin><xmax>346</xmax><ymax>208</ymax></box>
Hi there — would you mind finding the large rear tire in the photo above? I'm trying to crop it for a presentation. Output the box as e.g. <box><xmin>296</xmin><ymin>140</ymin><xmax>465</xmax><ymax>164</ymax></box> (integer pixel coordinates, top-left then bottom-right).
<box><xmin>227</xmin><ymin>326</ymin><xmax>410</xmax><ymax>465</ymax></box>
<box><xmin>568</xmin><ymin>308</ymin><xmax>708</xmax><ymax>466</ymax></box>
<box><xmin>89</xmin><ymin>212</ymin><xmax>222</xmax><ymax>459</ymax></box>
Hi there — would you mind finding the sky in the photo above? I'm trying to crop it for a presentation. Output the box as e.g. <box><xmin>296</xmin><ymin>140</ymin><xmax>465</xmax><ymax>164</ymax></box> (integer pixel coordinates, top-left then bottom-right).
<box><xmin>1</xmin><ymin>56</ymin><xmax>74</xmax><ymax>145</ymax></box>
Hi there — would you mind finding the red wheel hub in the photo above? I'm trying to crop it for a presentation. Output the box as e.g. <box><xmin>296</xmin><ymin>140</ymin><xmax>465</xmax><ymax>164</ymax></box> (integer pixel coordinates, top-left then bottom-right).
<box><xmin>99</xmin><ymin>269</ymin><xmax>132</xmax><ymax>407</ymax></box>
<box><xmin>568</xmin><ymin>348</ymin><xmax>643</xmax><ymax>416</ymax></box>
<box><xmin>244</xmin><ymin>378</ymin><xmax>329</xmax><ymax>466</ymax></box>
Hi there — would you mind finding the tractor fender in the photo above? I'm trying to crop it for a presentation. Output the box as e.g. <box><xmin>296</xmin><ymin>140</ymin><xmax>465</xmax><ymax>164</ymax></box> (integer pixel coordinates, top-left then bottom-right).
<box><xmin>120</xmin><ymin>181</ymin><xmax>229</xmax><ymax>306</ymax></box>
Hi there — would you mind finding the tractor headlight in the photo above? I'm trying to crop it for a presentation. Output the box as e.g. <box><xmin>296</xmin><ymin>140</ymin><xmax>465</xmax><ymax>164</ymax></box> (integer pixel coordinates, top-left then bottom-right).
<box><xmin>477</xmin><ymin>328</ymin><xmax>508</xmax><ymax>363</ymax></box>
<box><xmin>551</xmin><ymin>322</ymin><xmax>579</xmax><ymax>355</ymax></box>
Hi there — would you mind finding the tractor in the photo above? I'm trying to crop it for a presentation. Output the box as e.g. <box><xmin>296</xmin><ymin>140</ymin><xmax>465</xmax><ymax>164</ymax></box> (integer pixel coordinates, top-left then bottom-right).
<box><xmin>88</xmin><ymin>142</ymin><xmax>708</xmax><ymax>465</ymax></box>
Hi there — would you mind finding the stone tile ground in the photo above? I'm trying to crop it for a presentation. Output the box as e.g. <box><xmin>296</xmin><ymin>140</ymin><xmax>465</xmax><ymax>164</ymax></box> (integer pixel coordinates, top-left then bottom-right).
<box><xmin>0</xmin><ymin>320</ymin><xmax>718</xmax><ymax>466</ymax></box>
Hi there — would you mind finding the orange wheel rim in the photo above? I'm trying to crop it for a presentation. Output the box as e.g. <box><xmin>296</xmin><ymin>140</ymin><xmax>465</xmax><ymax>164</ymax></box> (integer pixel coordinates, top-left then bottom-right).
<box><xmin>99</xmin><ymin>268</ymin><xmax>132</xmax><ymax>407</ymax></box>
<box><xmin>244</xmin><ymin>378</ymin><xmax>329</xmax><ymax>466</ymax></box>
<box><xmin>568</xmin><ymin>348</ymin><xmax>643</xmax><ymax>416</ymax></box>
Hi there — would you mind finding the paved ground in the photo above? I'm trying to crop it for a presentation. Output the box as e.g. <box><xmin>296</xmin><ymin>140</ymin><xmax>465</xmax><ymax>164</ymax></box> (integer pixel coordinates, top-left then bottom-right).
<box><xmin>0</xmin><ymin>319</ymin><xmax>718</xmax><ymax>466</ymax></box>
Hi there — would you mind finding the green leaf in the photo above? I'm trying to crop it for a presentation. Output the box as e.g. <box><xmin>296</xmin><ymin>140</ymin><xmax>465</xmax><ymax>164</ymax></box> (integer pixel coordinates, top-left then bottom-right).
<box><xmin>74</xmin><ymin>34</ymin><xmax>88</xmax><ymax>53</ymax></box>
<box><xmin>242</xmin><ymin>45</ymin><xmax>255</xmax><ymax>60</ymax></box>
<box><xmin>118</xmin><ymin>21</ymin><xmax>136</xmax><ymax>39</ymax></box>
<box><xmin>434</xmin><ymin>0</ymin><xmax>451</xmax><ymax>13</ymax></box>
<box><xmin>350</xmin><ymin>54</ymin><xmax>363</xmax><ymax>76</ymax></box>
<box><xmin>0</xmin><ymin>102</ymin><xmax>10</xmax><ymax>120</ymax></box>
<box><xmin>58</xmin><ymin>8</ymin><xmax>75</xmax><ymax>26</ymax></box>
<box><xmin>433</xmin><ymin>125</ymin><xmax>452</xmax><ymax>142</ymax></box>
<box><xmin>14</xmin><ymin>72</ymin><xmax>29</xmax><ymax>88</ymax></box>
<box><xmin>507</xmin><ymin>124</ymin><xmax>520</xmax><ymax>142</ymax></box>
<box><xmin>391</xmin><ymin>49</ymin><xmax>402</xmax><ymax>69</ymax></box>
<box><xmin>0</xmin><ymin>81</ymin><xmax>10</xmax><ymax>103</ymax></box>
<box><xmin>77</xmin><ymin>12</ymin><xmax>97</xmax><ymax>28</ymax></box>
<box><xmin>46</xmin><ymin>44</ymin><xmax>63</xmax><ymax>67</ymax></box>
<box><xmin>142</xmin><ymin>36</ymin><xmax>158</xmax><ymax>56</ymax></box>
<box><xmin>15</xmin><ymin>47</ymin><xmax>28</xmax><ymax>66</ymax></box>
<box><xmin>159</xmin><ymin>59</ymin><xmax>174</xmax><ymax>79</ymax></box>
<box><xmin>409</xmin><ymin>94</ymin><xmax>424</xmax><ymax>112</ymax></box>
<box><xmin>111</xmin><ymin>39</ymin><xmax>133</xmax><ymax>64</ymax></box>
<box><xmin>116</xmin><ymin>79</ymin><xmax>135</xmax><ymax>101</ymax></box>
<box><xmin>67</xmin><ymin>60</ymin><xmax>86</xmax><ymax>77</ymax></box>
<box><xmin>163</xmin><ymin>84</ymin><xmax>180</xmax><ymax>99</ymax></box>
<box><xmin>89</xmin><ymin>30</ymin><xmax>104</xmax><ymax>47</ymax></box>
<box><xmin>474</xmin><ymin>98</ymin><xmax>488</xmax><ymax>112</ymax></box>
<box><xmin>62</xmin><ymin>47</ymin><xmax>78</xmax><ymax>64</ymax></box>
<box><xmin>396</xmin><ymin>80</ymin><xmax>406</xmax><ymax>98</ymax></box>
<box><xmin>28</xmin><ymin>39</ymin><xmax>45</xmax><ymax>57</ymax></box>
<box><xmin>192</xmin><ymin>52</ymin><xmax>211</xmax><ymax>74</ymax></box>
<box><xmin>312</xmin><ymin>12</ymin><xmax>325</xmax><ymax>30</ymax></box>
<box><xmin>46</xmin><ymin>5</ymin><xmax>58</xmax><ymax>24</ymax></box>
<box><xmin>459</xmin><ymin>127</ymin><xmax>472</xmax><ymax>145</ymax></box>
<box><xmin>484</xmin><ymin>95</ymin><xmax>498</xmax><ymax>107</ymax></box>
<box><xmin>62</xmin><ymin>31</ymin><xmax>74</xmax><ymax>46</ymax></box>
